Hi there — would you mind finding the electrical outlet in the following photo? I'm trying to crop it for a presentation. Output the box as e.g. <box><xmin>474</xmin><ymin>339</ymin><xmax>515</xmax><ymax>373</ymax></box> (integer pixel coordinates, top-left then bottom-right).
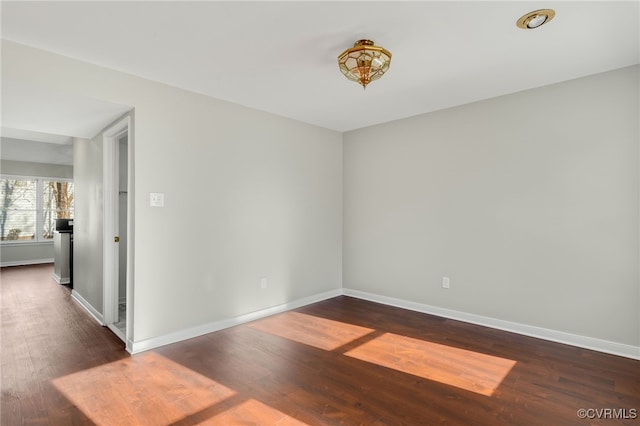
<box><xmin>260</xmin><ymin>277</ymin><xmax>267</xmax><ymax>289</ymax></box>
<box><xmin>442</xmin><ymin>276</ymin><xmax>450</xmax><ymax>289</ymax></box>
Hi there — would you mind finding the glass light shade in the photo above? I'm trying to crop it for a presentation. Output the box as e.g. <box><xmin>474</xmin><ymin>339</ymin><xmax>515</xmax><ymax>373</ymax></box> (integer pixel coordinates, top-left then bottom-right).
<box><xmin>338</xmin><ymin>40</ymin><xmax>392</xmax><ymax>89</ymax></box>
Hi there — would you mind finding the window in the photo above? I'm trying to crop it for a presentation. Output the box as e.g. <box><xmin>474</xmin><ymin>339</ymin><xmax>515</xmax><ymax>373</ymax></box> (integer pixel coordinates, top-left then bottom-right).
<box><xmin>0</xmin><ymin>176</ymin><xmax>74</xmax><ymax>243</ymax></box>
<box><xmin>42</xmin><ymin>180</ymin><xmax>74</xmax><ymax>239</ymax></box>
<box><xmin>0</xmin><ymin>179</ymin><xmax>36</xmax><ymax>241</ymax></box>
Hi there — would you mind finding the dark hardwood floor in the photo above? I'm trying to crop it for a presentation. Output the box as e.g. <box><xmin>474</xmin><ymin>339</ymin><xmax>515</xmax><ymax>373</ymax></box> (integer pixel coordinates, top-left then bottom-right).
<box><xmin>2</xmin><ymin>264</ymin><xmax>638</xmax><ymax>425</ymax></box>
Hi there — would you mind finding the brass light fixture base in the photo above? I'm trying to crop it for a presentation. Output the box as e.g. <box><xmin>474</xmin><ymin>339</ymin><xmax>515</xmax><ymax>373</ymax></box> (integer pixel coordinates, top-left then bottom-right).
<box><xmin>516</xmin><ymin>9</ymin><xmax>556</xmax><ymax>29</ymax></box>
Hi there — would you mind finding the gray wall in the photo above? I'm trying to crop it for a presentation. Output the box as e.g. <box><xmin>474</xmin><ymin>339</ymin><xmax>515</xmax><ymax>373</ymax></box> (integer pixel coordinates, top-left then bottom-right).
<box><xmin>0</xmin><ymin>138</ymin><xmax>73</xmax><ymax>166</ymax></box>
<box><xmin>1</xmin><ymin>159</ymin><xmax>73</xmax><ymax>178</ymax></box>
<box><xmin>0</xmin><ymin>159</ymin><xmax>73</xmax><ymax>266</ymax></box>
<box><xmin>73</xmin><ymin>135</ymin><xmax>104</xmax><ymax>314</ymax></box>
<box><xmin>8</xmin><ymin>39</ymin><xmax>635</xmax><ymax>352</ymax></box>
<box><xmin>344</xmin><ymin>65</ymin><xmax>639</xmax><ymax>347</ymax></box>
<box><xmin>3</xmin><ymin>40</ymin><xmax>343</xmax><ymax>344</ymax></box>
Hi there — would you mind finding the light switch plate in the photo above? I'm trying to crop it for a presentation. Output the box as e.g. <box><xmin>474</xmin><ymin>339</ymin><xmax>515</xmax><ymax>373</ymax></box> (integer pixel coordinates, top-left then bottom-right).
<box><xmin>150</xmin><ymin>192</ymin><xmax>165</xmax><ymax>207</ymax></box>
<box><xmin>442</xmin><ymin>276</ymin><xmax>450</xmax><ymax>289</ymax></box>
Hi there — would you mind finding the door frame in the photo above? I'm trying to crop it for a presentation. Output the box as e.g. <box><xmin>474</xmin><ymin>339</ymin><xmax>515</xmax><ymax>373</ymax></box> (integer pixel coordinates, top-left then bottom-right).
<box><xmin>103</xmin><ymin>115</ymin><xmax>131</xmax><ymax>344</ymax></box>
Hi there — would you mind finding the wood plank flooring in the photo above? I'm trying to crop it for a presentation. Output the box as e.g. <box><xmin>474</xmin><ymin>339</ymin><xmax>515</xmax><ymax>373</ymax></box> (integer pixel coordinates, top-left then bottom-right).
<box><xmin>2</xmin><ymin>264</ymin><xmax>639</xmax><ymax>425</ymax></box>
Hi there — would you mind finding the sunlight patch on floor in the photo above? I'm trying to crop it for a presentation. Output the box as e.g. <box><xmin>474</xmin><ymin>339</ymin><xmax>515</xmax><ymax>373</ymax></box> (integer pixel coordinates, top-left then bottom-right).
<box><xmin>345</xmin><ymin>332</ymin><xmax>516</xmax><ymax>396</ymax></box>
<box><xmin>199</xmin><ymin>399</ymin><xmax>309</xmax><ymax>425</ymax></box>
<box><xmin>52</xmin><ymin>352</ymin><xmax>236</xmax><ymax>425</ymax></box>
<box><xmin>248</xmin><ymin>311</ymin><xmax>375</xmax><ymax>351</ymax></box>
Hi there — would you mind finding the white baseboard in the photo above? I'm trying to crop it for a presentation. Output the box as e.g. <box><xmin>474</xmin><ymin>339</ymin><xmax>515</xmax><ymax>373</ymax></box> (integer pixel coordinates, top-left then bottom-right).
<box><xmin>123</xmin><ymin>286</ymin><xmax>640</xmax><ymax>360</ymax></box>
<box><xmin>343</xmin><ymin>288</ymin><xmax>640</xmax><ymax>361</ymax></box>
<box><xmin>129</xmin><ymin>288</ymin><xmax>343</xmax><ymax>354</ymax></box>
<box><xmin>0</xmin><ymin>258</ymin><xmax>53</xmax><ymax>268</ymax></box>
<box><xmin>71</xmin><ymin>290</ymin><xmax>105</xmax><ymax>326</ymax></box>
<box><xmin>53</xmin><ymin>273</ymin><xmax>70</xmax><ymax>285</ymax></box>
<box><xmin>107</xmin><ymin>323</ymin><xmax>126</xmax><ymax>342</ymax></box>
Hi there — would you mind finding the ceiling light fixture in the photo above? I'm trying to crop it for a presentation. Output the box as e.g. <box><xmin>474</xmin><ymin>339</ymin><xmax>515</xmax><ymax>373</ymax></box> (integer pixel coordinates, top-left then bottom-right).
<box><xmin>338</xmin><ymin>39</ymin><xmax>392</xmax><ymax>89</ymax></box>
<box><xmin>516</xmin><ymin>9</ymin><xmax>556</xmax><ymax>29</ymax></box>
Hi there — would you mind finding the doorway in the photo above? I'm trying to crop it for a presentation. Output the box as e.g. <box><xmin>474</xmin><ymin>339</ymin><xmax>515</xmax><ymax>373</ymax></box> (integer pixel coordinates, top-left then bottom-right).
<box><xmin>115</xmin><ymin>133</ymin><xmax>128</xmax><ymax>335</ymax></box>
<box><xmin>103</xmin><ymin>116</ymin><xmax>131</xmax><ymax>345</ymax></box>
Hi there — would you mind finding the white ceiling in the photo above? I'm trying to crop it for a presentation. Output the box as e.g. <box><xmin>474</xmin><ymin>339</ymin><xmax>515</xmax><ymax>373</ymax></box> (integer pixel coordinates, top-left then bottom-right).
<box><xmin>2</xmin><ymin>81</ymin><xmax>132</xmax><ymax>140</ymax></box>
<box><xmin>1</xmin><ymin>1</ymin><xmax>639</xmax><ymax>134</ymax></box>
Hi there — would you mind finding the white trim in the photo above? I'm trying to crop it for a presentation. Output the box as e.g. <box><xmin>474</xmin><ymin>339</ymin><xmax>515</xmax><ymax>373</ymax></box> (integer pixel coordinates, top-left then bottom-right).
<box><xmin>0</xmin><ymin>258</ymin><xmax>53</xmax><ymax>268</ymax></box>
<box><xmin>128</xmin><ymin>288</ymin><xmax>342</xmax><ymax>354</ymax></box>
<box><xmin>52</xmin><ymin>272</ymin><xmax>70</xmax><ymax>285</ymax></box>
<box><xmin>71</xmin><ymin>290</ymin><xmax>105</xmax><ymax>325</ymax></box>
<box><xmin>124</xmin><ymin>120</ymin><xmax>134</xmax><ymax>352</ymax></box>
<box><xmin>343</xmin><ymin>288</ymin><xmax>640</xmax><ymax>361</ymax></box>
<box><xmin>126</xmin><ymin>339</ymin><xmax>134</xmax><ymax>354</ymax></box>
<box><xmin>0</xmin><ymin>173</ymin><xmax>73</xmax><ymax>182</ymax></box>
<box><xmin>126</xmin><ymin>286</ymin><xmax>640</xmax><ymax>359</ymax></box>
<box><xmin>102</xmin><ymin>116</ymin><xmax>129</xmax><ymax>332</ymax></box>
<box><xmin>1</xmin><ymin>241</ymin><xmax>54</xmax><ymax>247</ymax></box>
<box><xmin>107</xmin><ymin>323</ymin><xmax>126</xmax><ymax>342</ymax></box>
<box><xmin>102</xmin><ymin>127</ymin><xmax>118</xmax><ymax>325</ymax></box>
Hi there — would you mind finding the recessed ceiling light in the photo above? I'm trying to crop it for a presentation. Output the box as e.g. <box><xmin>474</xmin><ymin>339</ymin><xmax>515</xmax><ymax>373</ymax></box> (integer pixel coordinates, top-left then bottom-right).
<box><xmin>516</xmin><ymin>9</ymin><xmax>556</xmax><ymax>29</ymax></box>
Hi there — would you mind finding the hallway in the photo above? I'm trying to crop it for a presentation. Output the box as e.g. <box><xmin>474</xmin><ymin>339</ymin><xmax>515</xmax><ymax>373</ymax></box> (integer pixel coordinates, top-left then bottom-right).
<box><xmin>1</xmin><ymin>264</ymin><xmax>128</xmax><ymax>424</ymax></box>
